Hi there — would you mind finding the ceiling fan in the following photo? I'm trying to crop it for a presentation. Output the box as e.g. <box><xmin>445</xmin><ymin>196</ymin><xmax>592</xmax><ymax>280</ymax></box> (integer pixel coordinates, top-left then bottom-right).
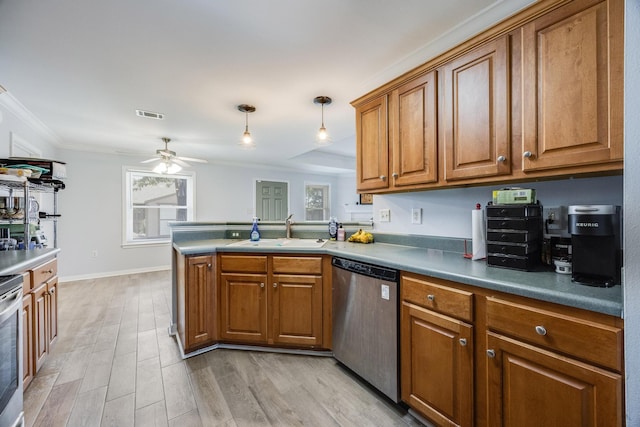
<box><xmin>141</xmin><ymin>137</ymin><xmax>208</xmax><ymax>173</ymax></box>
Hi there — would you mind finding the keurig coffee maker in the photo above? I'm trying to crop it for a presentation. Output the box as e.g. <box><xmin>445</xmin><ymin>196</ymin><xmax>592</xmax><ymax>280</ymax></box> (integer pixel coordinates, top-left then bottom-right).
<box><xmin>568</xmin><ymin>205</ymin><xmax>621</xmax><ymax>287</ymax></box>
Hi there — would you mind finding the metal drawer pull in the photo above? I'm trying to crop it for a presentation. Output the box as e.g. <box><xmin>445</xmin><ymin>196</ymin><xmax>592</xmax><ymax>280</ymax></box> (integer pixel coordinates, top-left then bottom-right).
<box><xmin>459</xmin><ymin>338</ymin><xmax>467</xmax><ymax>346</ymax></box>
<box><xmin>535</xmin><ymin>325</ymin><xmax>547</xmax><ymax>336</ymax></box>
<box><xmin>487</xmin><ymin>349</ymin><xmax>496</xmax><ymax>358</ymax></box>
<box><xmin>273</xmin><ymin>282</ymin><xmax>278</xmax><ymax>288</ymax></box>
<box><xmin>427</xmin><ymin>294</ymin><xmax>435</xmax><ymax>301</ymax></box>
<box><xmin>392</xmin><ymin>172</ymin><xmax>398</xmax><ymax>178</ymax></box>
<box><xmin>260</xmin><ymin>283</ymin><xmax>265</xmax><ymax>288</ymax></box>
<box><xmin>523</xmin><ymin>151</ymin><xmax>533</xmax><ymax>158</ymax></box>
<box><xmin>379</xmin><ymin>175</ymin><xmax>386</xmax><ymax>181</ymax></box>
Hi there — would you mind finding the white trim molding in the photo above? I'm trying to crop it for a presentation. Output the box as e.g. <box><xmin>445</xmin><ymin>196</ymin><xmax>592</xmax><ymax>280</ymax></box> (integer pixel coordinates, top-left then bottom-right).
<box><xmin>0</xmin><ymin>90</ymin><xmax>61</xmax><ymax>146</ymax></box>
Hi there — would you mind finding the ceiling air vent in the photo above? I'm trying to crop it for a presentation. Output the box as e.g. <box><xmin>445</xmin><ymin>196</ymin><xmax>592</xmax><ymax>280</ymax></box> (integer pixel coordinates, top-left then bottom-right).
<box><xmin>136</xmin><ymin>109</ymin><xmax>164</xmax><ymax>120</ymax></box>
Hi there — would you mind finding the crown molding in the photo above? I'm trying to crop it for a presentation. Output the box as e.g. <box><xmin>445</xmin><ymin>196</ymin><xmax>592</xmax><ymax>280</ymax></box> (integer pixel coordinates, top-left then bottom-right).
<box><xmin>0</xmin><ymin>90</ymin><xmax>61</xmax><ymax>145</ymax></box>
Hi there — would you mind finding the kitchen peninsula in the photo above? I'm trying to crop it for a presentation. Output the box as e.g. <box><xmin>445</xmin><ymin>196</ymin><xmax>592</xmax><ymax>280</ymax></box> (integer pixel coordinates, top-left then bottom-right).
<box><xmin>171</xmin><ymin>221</ymin><xmax>624</xmax><ymax>427</ymax></box>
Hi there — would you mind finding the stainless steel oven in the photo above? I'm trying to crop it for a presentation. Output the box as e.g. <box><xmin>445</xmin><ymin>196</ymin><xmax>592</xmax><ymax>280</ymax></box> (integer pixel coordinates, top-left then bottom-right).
<box><xmin>0</xmin><ymin>275</ymin><xmax>23</xmax><ymax>427</ymax></box>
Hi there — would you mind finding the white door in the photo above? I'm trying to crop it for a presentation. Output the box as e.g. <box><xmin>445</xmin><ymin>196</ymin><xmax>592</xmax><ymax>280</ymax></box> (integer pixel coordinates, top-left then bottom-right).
<box><xmin>256</xmin><ymin>180</ymin><xmax>288</xmax><ymax>221</ymax></box>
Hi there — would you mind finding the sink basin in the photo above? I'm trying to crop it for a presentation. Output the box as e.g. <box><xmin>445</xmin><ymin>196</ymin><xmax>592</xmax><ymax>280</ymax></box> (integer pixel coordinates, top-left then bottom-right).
<box><xmin>227</xmin><ymin>238</ymin><xmax>327</xmax><ymax>248</ymax></box>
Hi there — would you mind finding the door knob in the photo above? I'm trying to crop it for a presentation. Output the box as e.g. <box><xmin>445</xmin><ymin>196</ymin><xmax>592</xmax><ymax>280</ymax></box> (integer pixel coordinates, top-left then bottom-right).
<box><xmin>535</xmin><ymin>325</ymin><xmax>547</xmax><ymax>336</ymax></box>
<box><xmin>392</xmin><ymin>172</ymin><xmax>398</xmax><ymax>178</ymax></box>
<box><xmin>427</xmin><ymin>294</ymin><xmax>435</xmax><ymax>301</ymax></box>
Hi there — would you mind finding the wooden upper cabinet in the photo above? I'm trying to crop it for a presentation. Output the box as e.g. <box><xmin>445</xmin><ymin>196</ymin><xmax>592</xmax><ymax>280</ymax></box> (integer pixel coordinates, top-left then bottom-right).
<box><xmin>521</xmin><ymin>0</ymin><xmax>623</xmax><ymax>172</ymax></box>
<box><xmin>390</xmin><ymin>71</ymin><xmax>438</xmax><ymax>187</ymax></box>
<box><xmin>356</xmin><ymin>95</ymin><xmax>389</xmax><ymax>191</ymax></box>
<box><xmin>441</xmin><ymin>35</ymin><xmax>511</xmax><ymax>181</ymax></box>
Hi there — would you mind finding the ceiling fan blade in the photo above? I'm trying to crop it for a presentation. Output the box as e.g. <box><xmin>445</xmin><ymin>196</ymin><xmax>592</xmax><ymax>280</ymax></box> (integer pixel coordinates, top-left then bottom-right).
<box><xmin>172</xmin><ymin>158</ymin><xmax>191</xmax><ymax>167</ymax></box>
<box><xmin>177</xmin><ymin>156</ymin><xmax>208</xmax><ymax>164</ymax></box>
<box><xmin>141</xmin><ymin>158</ymin><xmax>159</xmax><ymax>164</ymax></box>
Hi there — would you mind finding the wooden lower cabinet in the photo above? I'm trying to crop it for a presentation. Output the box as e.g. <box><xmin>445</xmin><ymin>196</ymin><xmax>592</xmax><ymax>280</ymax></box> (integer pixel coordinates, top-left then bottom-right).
<box><xmin>22</xmin><ymin>293</ymin><xmax>34</xmax><ymax>390</ymax></box>
<box><xmin>47</xmin><ymin>277</ymin><xmax>58</xmax><ymax>348</ymax></box>
<box><xmin>401</xmin><ymin>302</ymin><xmax>473</xmax><ymax>426</ymax></box>
<box><xmin>399</xmin><ymin>272</ymin><xmax>624</xmax><ymax>426</ymax></box>
<box><xmin>220</xmin><ymin>273</ymin><xmax>268</xmax><ymax>343</ymax></box>
<box><xmin>219</xmin><ymin>254</ymin><xmax>326</xmax><ymax>349</ymax></box>
<box><xmin>176</xmin><ymin>253</ymin><xmax>216</xmax><ymax>353</ymax></box>
<box><xmin>33</xmin><ymin>281</ymin><xmax>48</xmax><ymax>372</ymax></box>
<box><xmin>486</xmin><ymin>332</ymin><xmax>623</xmax><ymax>426</ymax></box>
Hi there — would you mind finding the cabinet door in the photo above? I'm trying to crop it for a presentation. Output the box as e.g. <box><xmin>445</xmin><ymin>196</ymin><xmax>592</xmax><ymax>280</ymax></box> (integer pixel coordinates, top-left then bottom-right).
<box><xmin>356</xmin><ymin>95</ymin><xmax>390</xmax><ymax>191</ymax></box>
<box><xmin>442</xmin><ymin>35</ymin><xmax>511</xmax><ymax>181</ymax></box>
<box><xmin>521</xmin><ymin>0</ymin><xmax>623</xmax><ymax>172</ymax></box>
<box><xmin>22</xmin><ymin>294</ymin><xmax>33</xmax><ymax>390</ymax></box>
<box><xmin>220</xmin><ymin>273</ymin><xmax>268</xmax><ymax>343</ymax></box>
<box><xmin>486</xmin><ymin>332</ymin><xmax>622</xmax><ymax>427</ymax></box>
<box><xmin>271</xmin><ymin>274</ymin><xmax>322</xmax><ymax>347</ymax></box>
<box><xmin>391</xmin><ymin>71</ymin><xmax>438</xmax><ymax>187</ymax></box>
<box><xmin>185</xmin><ymin>255</ymin><xmax>215</xmax><ymax>350</ymax></box>
<box><xmin>401</xmin><ymin>301</ymin><xmax>473</xmax><ymax>427</ymax></box>
<box><xmin>33</xmin><ymin>283</ymin><xmax>48</xmax><ymax>373</ymax></box>
<box><xmin>46</xmin><ymin>277</ymin><xmax>58</xmax><ymax>349</ymax></box>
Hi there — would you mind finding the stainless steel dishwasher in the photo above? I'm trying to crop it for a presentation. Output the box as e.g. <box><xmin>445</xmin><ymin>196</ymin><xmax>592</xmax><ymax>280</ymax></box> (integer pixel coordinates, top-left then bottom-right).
<box><xmin>332</xmin><ymin>257</ymin><xmax>400</xmax><ymax>402</ymax></box>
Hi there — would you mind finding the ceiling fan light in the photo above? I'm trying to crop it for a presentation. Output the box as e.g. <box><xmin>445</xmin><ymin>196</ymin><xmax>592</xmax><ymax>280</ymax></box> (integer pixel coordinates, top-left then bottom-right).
<box><xmin>153</xmin><ymin>162</ymin><xmax>168</xmax><ymax>174</ymax></box>
<box><xmin>166</xmin><ymin>163</ymin><xmax>182</xmax><ymax>174</ymax></box>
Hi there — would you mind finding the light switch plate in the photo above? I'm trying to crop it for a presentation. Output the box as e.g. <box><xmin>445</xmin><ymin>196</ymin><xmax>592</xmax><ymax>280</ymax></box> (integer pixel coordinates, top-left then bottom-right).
<box><xmin>411</xmin><ymin>208</ymin><xmax>422</xmax><ymax>224</ymax></box>
<box><xmin>379</xmin><ymin>209</ymin><xmax>390</xmax><ymax>222</ymax></box>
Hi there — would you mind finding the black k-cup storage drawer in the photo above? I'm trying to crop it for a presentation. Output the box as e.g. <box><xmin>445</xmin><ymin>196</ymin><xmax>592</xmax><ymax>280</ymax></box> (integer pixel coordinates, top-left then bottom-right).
<box><xmin>487</xmin><ymin>217</ymin><xmax>541</xmax><ymax>231</ymax></box>
<box><xmin>487</xmin><ymin>229</ymin><xmax>540</xmax><ymax>243</ymax></box>
<box><xmin>487</xmin><ymin>241</ymin><xmax>539</xmax><ymax>256</ymax></box>
<box><xmin>486</xmin><ymin>204</ymin><xmax>542</xmax><ymax>218</ymax></box>
<box><xmin>487</xmin><ymin>253</ymin><xmax>541</xmax><ymax>271</ymax></box>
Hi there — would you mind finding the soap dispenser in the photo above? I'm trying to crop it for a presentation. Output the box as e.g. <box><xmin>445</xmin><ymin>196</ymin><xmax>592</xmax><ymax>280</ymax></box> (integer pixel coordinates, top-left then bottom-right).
<box><xmin>250</xmin><ymin>217</ymin><xmax>260</xmax><ymax>241</ymax></box>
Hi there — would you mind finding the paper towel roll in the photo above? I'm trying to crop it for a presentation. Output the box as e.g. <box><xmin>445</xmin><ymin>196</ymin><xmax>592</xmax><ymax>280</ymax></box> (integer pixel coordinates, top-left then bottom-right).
<box><xmin>472</xmin><ymin>207</ymin><xmax>486</xmax><ymax>260</ymax></box>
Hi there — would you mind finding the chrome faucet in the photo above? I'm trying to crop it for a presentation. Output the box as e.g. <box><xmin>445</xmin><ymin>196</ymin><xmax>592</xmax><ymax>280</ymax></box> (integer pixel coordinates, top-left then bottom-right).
<box><xmin>286</xmin><ymin>214</ymin><xmax>294</xmax><ymax>239</ymax></box>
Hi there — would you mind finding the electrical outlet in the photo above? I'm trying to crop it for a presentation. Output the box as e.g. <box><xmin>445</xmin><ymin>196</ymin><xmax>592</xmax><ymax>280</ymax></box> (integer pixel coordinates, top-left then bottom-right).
<box><xmin>544</xmin><ymin>206</ymin><xmax>568</xmax><ymax>233</ymax></box>
<box><xmin>411</xmin><ymin>208</ymin><xmax>422</xmax><ymax>224</ymax></box>
<box><xmin>231</xmin><ymin>232</ymin><xmax>240</xmax><ymax>237</ymax></box>
<box><xmin>379</xmin><ymin>208</ymin><xmax>390</xmax><ymax>222</ymax></box>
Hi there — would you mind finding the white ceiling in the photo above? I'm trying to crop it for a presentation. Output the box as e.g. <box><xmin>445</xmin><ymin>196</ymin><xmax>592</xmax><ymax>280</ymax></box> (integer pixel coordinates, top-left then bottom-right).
<box><xmin>0</xmin><ymin>0</ymin><xmax>535</xmax><ymax>174</ymax></box>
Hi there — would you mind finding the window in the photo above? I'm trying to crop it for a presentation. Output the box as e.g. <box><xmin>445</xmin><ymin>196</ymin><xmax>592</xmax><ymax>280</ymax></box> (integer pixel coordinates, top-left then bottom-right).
<box><xmin>305</xmin><ymin>183</ymin><xmax>330</xmax><ymax>221</ymax></box>
<box><xmin>124</xmin><ymin>169</ymin><xmax>194</xmax><ymax>245</ymax></box>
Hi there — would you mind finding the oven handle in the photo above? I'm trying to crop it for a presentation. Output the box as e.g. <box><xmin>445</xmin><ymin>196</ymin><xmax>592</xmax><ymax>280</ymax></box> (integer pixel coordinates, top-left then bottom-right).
<box><xmin>0</xmin><ymin>287</ymin><xmax>22</xmax><ymax>322</ymax></box>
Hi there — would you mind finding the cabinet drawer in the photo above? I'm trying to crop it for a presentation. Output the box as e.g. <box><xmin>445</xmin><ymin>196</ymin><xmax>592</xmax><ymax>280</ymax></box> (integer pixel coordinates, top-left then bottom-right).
<box><xmin>486</xmin><ymin>296</ymin><xmax>623</xmax><ymax>372</ymax></box>
<box><xmin>402</xmin><ymin>275</ymin><xmax>473</xmax><ymax>322</ymax></box>
<box><xmin>220</xmin><ymin>255</ymin><xmax>268</xmax><ymax>273</ymax></box>
<box><xmin>486</xmin><ymin>204</ymin><xmax>542</xmax><ymax>218</ymax></box>
<box><xmin>487</xmin><ymin>217</ymin><xmax>541</xmax><ymax>231</ymax></box>
<box><xmin>31</xmin><ymin>258</ymin><xmax>57</xmax><ymax>286</ymax></box>
<box><xmin>272</xmin><ymin>256</ymin><xmax>322</xmax><ymax>275</ymax></box>
<box><xmin>487</xmin><ymin>229</ymin><xmax>540</xmax><ymax>243</ymax></box>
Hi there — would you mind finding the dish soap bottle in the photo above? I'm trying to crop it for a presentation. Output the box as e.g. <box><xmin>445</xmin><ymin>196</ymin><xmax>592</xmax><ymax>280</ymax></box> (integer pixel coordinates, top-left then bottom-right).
<box><xmin>250</xmin><ymin>217</ymin><xmax>260</xmax><ymax>241</ymax></box>
<box><xmin>329</xmin><ymin>217</ymin><xmax>338</xmax><ymax>240</ymax></box>
<box><xmin>337</xmin><ymin>223</ymin><xmax>345</xmax><ymax>241</ymax></box>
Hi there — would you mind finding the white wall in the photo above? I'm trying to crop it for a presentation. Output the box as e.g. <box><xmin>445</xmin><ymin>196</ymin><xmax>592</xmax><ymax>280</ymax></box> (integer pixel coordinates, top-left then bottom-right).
<box><xmin>56</xmin><ymin>148</ymin><xmax>355</xmax><ymax>279</ymax></box>
<box><xmin>624</xmin><ymin>0</ymin><xmax>640</xmax><ymax>423</ymax></box>
<box><xmin>371</xmin><ymin>176</ymin><xmax>623</xmax><ymax>237</ymax></box>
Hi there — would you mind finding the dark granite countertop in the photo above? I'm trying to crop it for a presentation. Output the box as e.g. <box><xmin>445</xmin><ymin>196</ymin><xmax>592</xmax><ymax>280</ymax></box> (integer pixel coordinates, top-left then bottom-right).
<box><xmin>0</xmin><ymin>248</ymin><xmax>60</xmax><ymax>276</ymax></box>
<box><xmin>172</xmin><ymin>239</ymin><xmax>622</xmax><ymax>318</ymax></box>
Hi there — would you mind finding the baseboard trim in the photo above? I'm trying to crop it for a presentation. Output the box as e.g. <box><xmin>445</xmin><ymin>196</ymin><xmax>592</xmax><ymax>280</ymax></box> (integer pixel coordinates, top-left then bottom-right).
<box><xmin>59</xmin><ymin>265</ymin><xmax>170</xmax><ymax>283</ymax></box>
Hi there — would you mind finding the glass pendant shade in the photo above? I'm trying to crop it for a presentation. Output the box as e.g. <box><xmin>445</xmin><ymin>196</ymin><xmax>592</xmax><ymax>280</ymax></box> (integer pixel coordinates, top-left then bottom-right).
<box><xmin>314</xmin><ymin>96</ymin><xmax>332</xmax><ymax>145</ymax></box>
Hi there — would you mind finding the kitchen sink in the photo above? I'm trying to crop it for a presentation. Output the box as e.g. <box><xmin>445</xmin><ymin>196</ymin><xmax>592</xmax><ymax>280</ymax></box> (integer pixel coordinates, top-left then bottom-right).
<box><xmin>227</xmin><ymin>238</ymin><xmax>327</xmax><ymax>248</ymax></box>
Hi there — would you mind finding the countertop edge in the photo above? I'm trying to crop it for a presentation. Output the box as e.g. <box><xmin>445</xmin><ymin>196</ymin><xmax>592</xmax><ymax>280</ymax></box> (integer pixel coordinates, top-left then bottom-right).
<box><xmin>0</xmin><ymin>248</ymin><xmax>61</xmax><ymax>275</ymax></box>
<box><xmin>172</xmin><ymin>240</ymin><xmax>622</xmax><ymax>318</ymax></box>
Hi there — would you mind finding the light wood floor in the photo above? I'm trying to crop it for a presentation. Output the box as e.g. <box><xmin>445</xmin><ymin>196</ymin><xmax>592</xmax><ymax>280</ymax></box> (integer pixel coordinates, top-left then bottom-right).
<box><xmin>24</xmin><ymin>271</ymin><xmax>424</xmax><ymax>427</ymax></box>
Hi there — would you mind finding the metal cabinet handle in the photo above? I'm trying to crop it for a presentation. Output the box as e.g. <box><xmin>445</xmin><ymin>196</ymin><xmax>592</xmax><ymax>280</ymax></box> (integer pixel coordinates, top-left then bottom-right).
<box><xmin>379</xmin><ymin>175</ymin><xmax>387</xmax><ymax>181</ymax></box>
<box><xmin>207</xmin><ymin>263</ymin><xmax>212</xmax><ymax>269</ymax></box>
<box><xmin>459</xmin><ymin>338</ymin><xmax>467</xmax><ymax>346</ymax></box>
<box><xmin>392</xmin><ymin>172</ymin><xmax>398</xmax><ymax>178</ymax></box>
<box><xmin>535</xmin><ymin>325</ymin><xmax>547</xmax><ymax>336</ymax></box>
<box><xmin>523</xmin><ymin>151</ymin><xmax>533</xmax><ymax>158</ymax></box>
<box><xmin>487</xmin><ymin>349</ymin><xmax>496</xmax><ymax>358</ymax></box>
<box><xmin>260</xmin><ymin>283</ymin><xmax>265</xmax><ymax>288</ymax></box>
<box><xmin>427</xmin><ymin>294</ymin><xmax>435</xmax><ymax>301</ymax></box>
<box><xmin>497</xmin><ymin>155</ymin><xmax>506</xmax><ymax>162</ymax></box>
<box><xmin>273</xmin><ymin>282</ymin><xmax>278</xmax><ymax>288</ymax></box>
<box><xmin>49</xmin><ymin>288</ymin><xmax>55</xmax><ymax>294</ymax></box>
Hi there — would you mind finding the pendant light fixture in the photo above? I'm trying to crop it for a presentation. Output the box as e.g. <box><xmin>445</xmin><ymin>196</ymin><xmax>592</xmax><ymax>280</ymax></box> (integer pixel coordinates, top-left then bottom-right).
<box><xmin>314</xmin><ymin>96</ymin><xmax>332</xmax><ymax>145</ymax></box>
<box><xmin>237</xmin><ymin>104</ymin><xmax>256</xmax><ymax>149</ymax></box>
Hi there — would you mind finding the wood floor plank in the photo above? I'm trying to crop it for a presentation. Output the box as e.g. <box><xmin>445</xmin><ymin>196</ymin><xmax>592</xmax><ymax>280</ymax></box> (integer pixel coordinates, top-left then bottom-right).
<box><xmin>102</xmin><ymin>393</ymin><xmax>135</xmax><ymax>427</ymax></box>
<box><xmin>167</xmin><ymin>409</ymin><xmax>203</xmax><ymax>427</ymax></box>
<box><xmin>137</xmin><ymin>329</ymin><xmax>159</xmax><ymax>362</ymax></box>
<box><xmin>188</xmin><ymin>366</ymin><xmax>234</xmax><ymax>425</ymax></box>
<box><xmin>66</xmin><ymin>385</ymin><xmax>107</xmax><ymax>427</ymax></box>
<box><xmin>23</xmin><ymin>373</ymin><xmax>58</xmax><ymax>427</ymax></box>
<box><xmin>107</xmin><ymin>350</ymin><xmax>137</xmax><ymax>401</ymax></box>
<box><xmin>215</xmin><ymin>370</ymin><xmax>270</xmax><ymax>425</ymax></box>
<box><xmin>162</xmin><ymin>361</ymin><xmax>198</xmax><ymax>420</ymax></box>
<box><xmin>135</xmin><ymin>401</ymin><xmax>169</xmax><ymax>427</ymax></box>
<box><xmin>157</xmin><ymin>327</ymin><xmax>182</xmax><ymax>368</ymax></box>
<box><xmin>79</xmin><ymin>348</ymin><xmax>114</xmax><ymax>393</ymax></box>
<box><xmin>54</xmin><ymin>346</ymin><xmax>92</xmax><ymax>386</ymax></box>
<box><xmin>32</xmin><ymin>379</ymin><xmax>81</xmax><ymax>427</ymax></box>
<box><xmin>136</xmin><ymin>356</ymin><xmax>165</xmax><ymax>409</ymax></box>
